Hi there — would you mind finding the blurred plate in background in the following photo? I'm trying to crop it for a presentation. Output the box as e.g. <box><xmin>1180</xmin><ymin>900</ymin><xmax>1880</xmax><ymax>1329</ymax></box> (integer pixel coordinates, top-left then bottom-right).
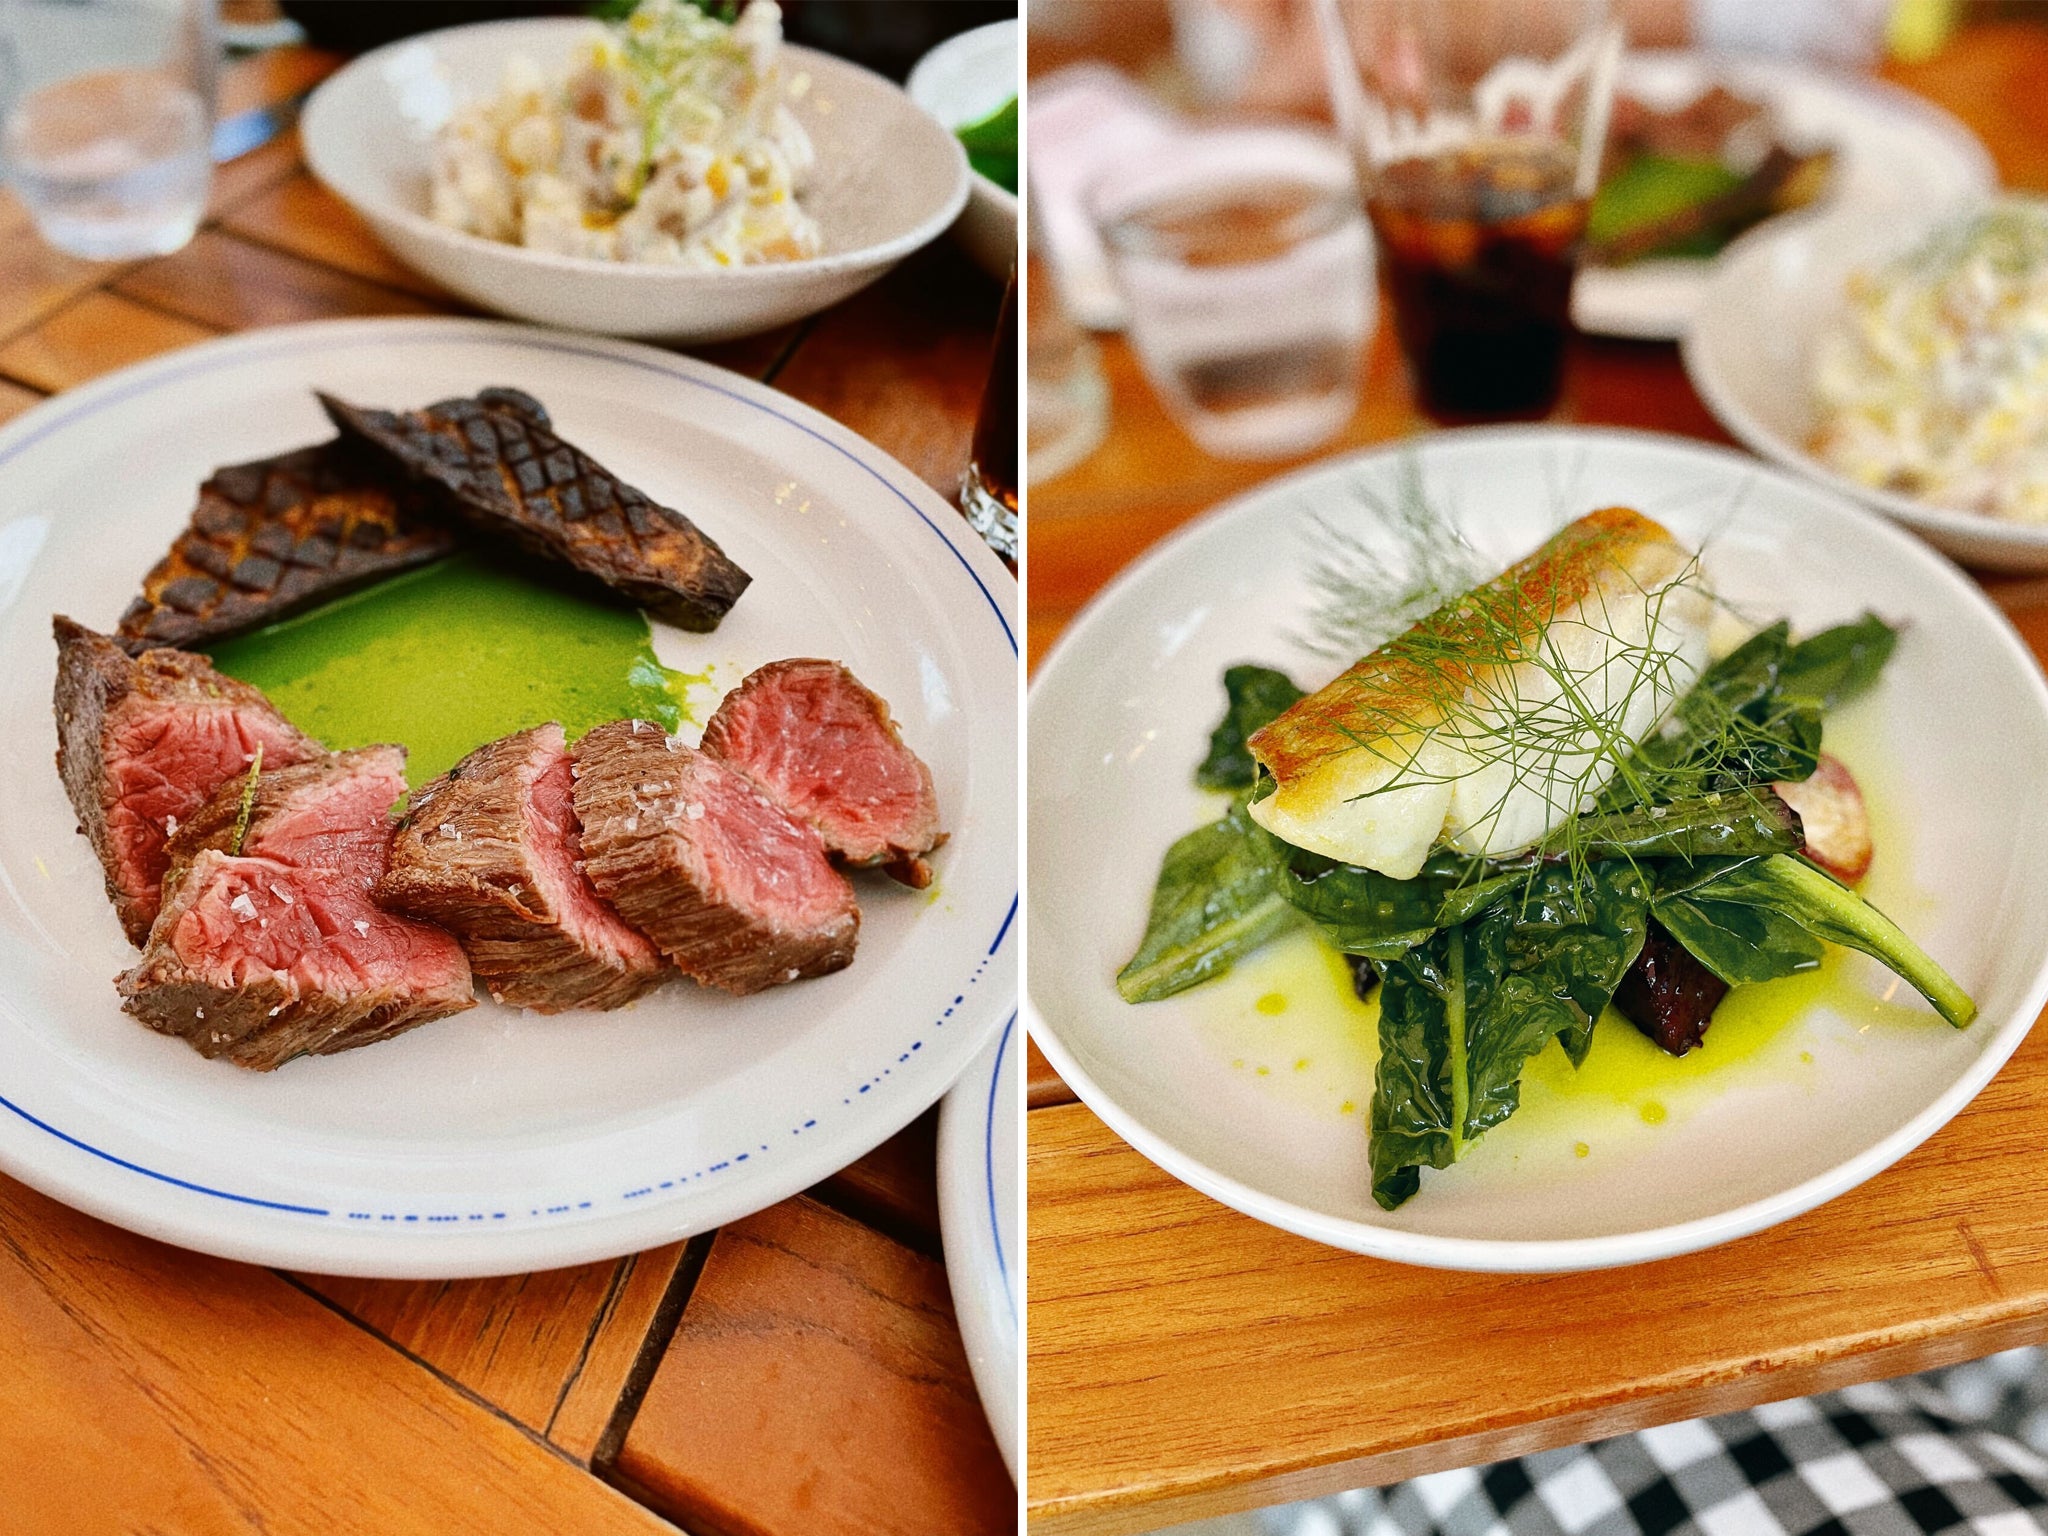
<box><xmin>1575</xmin><ymin>51</ymin><xmax>1994</xmax><ymax>340</ymax></box>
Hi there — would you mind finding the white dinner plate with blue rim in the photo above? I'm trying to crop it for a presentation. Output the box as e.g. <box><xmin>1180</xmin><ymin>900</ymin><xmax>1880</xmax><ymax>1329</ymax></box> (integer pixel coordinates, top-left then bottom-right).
<box><xmin>0</xmin><ymin>317</ymin><xmax>1016</xmax><ymax>1278</ymax></box>
<box><xmin>938</xmin><ymin>1014</ymin><xmax>1018</xmax><ymax>1478</ymax></box>
<box><xmin>1028</xmin><ymin>426</ymin><xmax>2048</xmax><ymax>1272</ymax></box>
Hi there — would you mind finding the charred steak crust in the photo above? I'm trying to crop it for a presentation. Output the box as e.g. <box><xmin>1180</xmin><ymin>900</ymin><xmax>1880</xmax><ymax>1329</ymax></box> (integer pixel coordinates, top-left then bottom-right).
<box><xmin>571</xmin><ymin>720</ymin><xmax>858</xmax><ymax>996</ymax></box>
<box><xmin>116</xmin><ymin>440</ymin><xmax>459</xmax><ymax>653</ymax></box>
<box><xmin>700</xmin><ymin>658</ymin><xmax>944</xmax><ymax>889</ymax></box>
<box><xmin>376</xmin><ymin>723</ymin><xmax>668</xmax><ymax>1013</ymax></box>
<box><xmin>119</xmin><ymin>743</ymin><xmax>476</xmax><ymax>1070</ymax></box>
<box><xmin>53</xmin><ymin>617</ymin><xmax>320</xmax><ymax>945</ymax></box>
<box><xmin>319</xmin><ymin>390</ymin><xmax>751</xmax><ymax>633</ymax></box>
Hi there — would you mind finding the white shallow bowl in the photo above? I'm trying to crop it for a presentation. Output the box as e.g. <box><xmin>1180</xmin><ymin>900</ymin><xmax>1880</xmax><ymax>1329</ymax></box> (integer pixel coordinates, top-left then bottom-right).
<box><xmin>0</xmin><ymin>317</ymin><xmax>1016</xmax><ymax>1278</ymax></box>
<box><xmin>1574</xmin><ymin>50</ymin><xmax>1994</xmax><ymax>341</ymax></box>
<box><xmin>1684</xmin><ymin>208</ymin><xmax>2048</xmax><ymax>574</ymax></box>
<box><xmin>907</xmin><ymin>19</ymin><xmax>1019</xmax><ymax>281</ymax></box>
<box><xmin>302</xmin><ymin>18</ymin><xmax>970</xmax><ymax>343</ymax></box>
<box><xmin>938</xmin><ymin>1015</ymin><xmax>1018</xmax><ymax>1479</ymax></box>
<box><xmin>1028</xmin><ymin>426</ymin><xmax>2048</xmax><ymax>1273</ymax></box>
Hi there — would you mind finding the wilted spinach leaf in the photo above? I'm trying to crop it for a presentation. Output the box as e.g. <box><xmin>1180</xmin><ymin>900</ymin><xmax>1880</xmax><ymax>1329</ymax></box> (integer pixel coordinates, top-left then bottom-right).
<box><xmin>1369</xmin><ymin>864</ymin><xmax>1651</xmax><ymax>1209</ymax></box>
<box><xmin>1675</xmin><ymin>854</ymin><xmax>1975</xmax><ymax>1026</ymax></box>
<box><xmin>1778</xmin><ymin>613</ymin><xmax>1898</xmax><ymax>711</ymax></box>
<box><xmin>1116</xmin><ymin>801</ymin><xmax>1297</xmax><ymax>1003</ymax></box>
<box><xmin>1196</xmin><ymin>665</ymin><xmax>1305</xmax><ymax>791</ymax></box>
<box><xmin>1651</xmin><ymin>888</ymin><xmax>1824</xmax><ymax>986</ymax></box>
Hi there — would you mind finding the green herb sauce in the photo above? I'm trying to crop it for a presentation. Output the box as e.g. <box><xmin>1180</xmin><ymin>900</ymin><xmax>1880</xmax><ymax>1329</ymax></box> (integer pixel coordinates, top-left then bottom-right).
<box><xmin>207</xmin><ymin>554</ymin><xmax>711</xmax><ymax>787</ymax></box>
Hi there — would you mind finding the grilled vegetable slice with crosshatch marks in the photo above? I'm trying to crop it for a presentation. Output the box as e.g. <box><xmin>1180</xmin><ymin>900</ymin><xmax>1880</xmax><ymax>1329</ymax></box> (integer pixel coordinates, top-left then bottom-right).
<box><xmin>320</xmin><ymin>388</ymin><xmax>751</xmax><ymax>632</ymax></box>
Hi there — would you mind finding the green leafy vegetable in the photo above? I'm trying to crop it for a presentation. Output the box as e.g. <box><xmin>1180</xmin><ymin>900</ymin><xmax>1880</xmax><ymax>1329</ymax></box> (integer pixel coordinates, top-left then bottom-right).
<box><xmin>1368</xmin><ymin>865</ymin><xmax>1650</xmax><ymax>1209</ymax></box>
<box><xmin>1587</xmin><ymin>153</ymin><xmax>1747</xmax><ymax>259</ymax></box>
<box><xmin>956</xmin><ymin>95</ymin><xmax>1017</xmax><ymax>194</ymax></box>
<box><xmin>1777</xmin><ymin>613</ymin><xmax>1900</xmax><ymax>711</ymax></box>
<box><xmin>1196</xmin><ymin>665</ymin><xmax>1304</xmax><ymax>791</ymax></box>
<box><xmin>1652</xmin><ymin>881</ymin><xmax>1825</xmax><ymax>987</ymax></box>
<box><xmin>1116</xmin><ymin>801</ymin><xmax>1297</xmax><ymax>1003</ymax></box>
<box><xmin>1277</xmin><ymin>790</ymin><xmax>1794</xmax><ymax>962</ymax></box>
<box><xmin>1680</xmin><ymin>854</ymin><xmax>1976</xmax><ymax>1026</ymax></box>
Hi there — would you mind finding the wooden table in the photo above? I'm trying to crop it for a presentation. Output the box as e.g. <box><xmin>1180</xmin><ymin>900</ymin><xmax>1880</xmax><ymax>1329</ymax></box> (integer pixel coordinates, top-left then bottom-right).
<box><xmin>1027</xmin><ymin>20</ymin><xmax>2048</xmax><ymax>1536</ymax></box>
<box><xmin>0</xmin><ymin>44</ymin><xmax>1014</xmax><ymax>1536</ymax></box>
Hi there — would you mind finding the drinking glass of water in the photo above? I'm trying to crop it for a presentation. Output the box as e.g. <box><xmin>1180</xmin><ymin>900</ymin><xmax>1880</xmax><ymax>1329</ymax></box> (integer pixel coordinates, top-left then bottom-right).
<box><xmin>0</xmin><ymin>0</ymin><xmax>219</xmax><ymax>260</ymax></box>
<box><xmin>1094</xmin><ymin>125</ymin><xmax>1372</xmax><ymax>461</ymax></box>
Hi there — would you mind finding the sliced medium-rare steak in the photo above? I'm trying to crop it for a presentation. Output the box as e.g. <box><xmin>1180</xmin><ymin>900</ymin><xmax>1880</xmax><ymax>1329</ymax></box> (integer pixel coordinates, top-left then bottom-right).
<box><xmin>53</xmin><ymin>617</ymin><xmax>320</xmax><ymax>945</ymax></box>
<box><xmin>319</xmin><ymin>388</ymin><xmax>750</xmax><ymax>632</ymax></box>
<box><xmin>572</xmin><ymin>720</ymin><xmax>858</xmax><ymax>995</ymax></box>
<box><xmin>116</xmin><ymin>439</ymin><xmax>457</xmax><ymax>653</ymax></box>
<box><xmin>377</xmin><ymin>723</ymin><xmax>667</xmax><ymax>1012</ymax></box>
<box><xmin>701</xmin><ymin>659</ymin><xmax>944</xmax><ymax>888</ymax></box>
<box><xmin>119</xmin><ymin>745</ymin><xmax>475</xmax><ymax>1070</ymax></box>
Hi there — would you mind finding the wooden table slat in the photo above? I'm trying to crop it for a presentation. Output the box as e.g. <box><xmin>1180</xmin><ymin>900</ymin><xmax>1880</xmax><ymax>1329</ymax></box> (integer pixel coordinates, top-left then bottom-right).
<box><xmin>0</xmin><ymin>289</ymin><xmax>219</xmax><ymax>393</ymax></box>
<box><xmin>0</xmin><ymin>1178</ymin><xmax>675</xmax><ymax>1535</ymax></box>
<box><xmin>548</xmin><ymin>1241</ymin><xmax>696</xmax><ymax>1463</ymax></box>
<box><xmin>296</xmin><ymin>1259</ymin><xmax>641</xmax><ymax>1442</ymax></box>
<box><xmin>220</xmin><ymin>172</ymin><xmax>452</xmax><ymax>299</ymax></box>
<box><xmin>768</xmin><ymin>243</ymin><xmax>1004</xmax><ymax>497</ymax></box>
<box><xmin>615</xmin><ymin>1194</ymin><xmax>1015</xmax><ymax>1536</ymax></box>
<box><xmin>112</xmin><ymin>228</ymin><xmax>450</xmax><ymax>331</ymax></box>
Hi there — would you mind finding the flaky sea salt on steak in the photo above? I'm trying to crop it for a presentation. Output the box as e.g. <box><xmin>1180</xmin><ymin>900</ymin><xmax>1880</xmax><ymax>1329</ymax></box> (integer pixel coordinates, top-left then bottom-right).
<box><xmin>120</xmin><ymin>745</ymin><xmax>474</xmax><ymax>1070</ymax></box>
<box><xmin>572</xmin><ymin>719</ymin><xmax>858</xmax><ymax>996</ymax></box>
<box><xmin>53</xmin><ymin>616</ymin><xmax>319</xmax><ymax>945</ymax></box>
<box><xmin>700</xmin><ymin>659</ymin><xmax>943</xmax><ymax>888</ymax></box>
<box><xmin>377</xmin><ymin>723</ymin><xmax>667</xmax><ymax>1012</ymax></box>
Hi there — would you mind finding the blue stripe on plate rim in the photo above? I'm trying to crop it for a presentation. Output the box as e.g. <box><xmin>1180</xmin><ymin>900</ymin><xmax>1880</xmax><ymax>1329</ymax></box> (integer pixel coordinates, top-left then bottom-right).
<box><xmin>0</xmin><ymin>320</ymin><xmax>1017</xmax><ymax>1228</ymax></box>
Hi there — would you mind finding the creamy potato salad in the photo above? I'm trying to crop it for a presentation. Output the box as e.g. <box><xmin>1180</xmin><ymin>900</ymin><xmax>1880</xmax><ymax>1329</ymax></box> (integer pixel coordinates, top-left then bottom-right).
<box><xmin>1812</xmin><ymin>198</ymin><xmax>2048</xmax><ymax>524</ymax></box>
<box><xmin>431</xmin><ymin>0</ymin><xmax>821</xmax><ymax>267</ymax></box>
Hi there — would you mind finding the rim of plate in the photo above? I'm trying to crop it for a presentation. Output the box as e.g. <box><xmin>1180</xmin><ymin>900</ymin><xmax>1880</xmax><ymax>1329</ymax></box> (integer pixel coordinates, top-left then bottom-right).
<box><xmin>0</xmin><ymin>316</ymin><xmax>1016</xmax><ymax>1277</ymax></box>
<box><xmin>937</xmin><ymin>1010</ymin><xmax>1019</xmax><ymax>1476</ymax></box>
<box><xmin>1680</xmin><ymin>214</ymin><xmax>2048</xmax><ymax>561</ymax></box>
<box><xmin>1576</xmin><ymin>50</ymin><xmax>1996</xmax><ymax>341</ymax></box>
<box><xmin>1026</xmin><ymin>423</ymin><xmax>2048</xmax><ymax>1273</ymax></box>
<box><xmin>302</xmin><ymin>19</ymin><xmax>971</xmax><ymax>285</ymax></box>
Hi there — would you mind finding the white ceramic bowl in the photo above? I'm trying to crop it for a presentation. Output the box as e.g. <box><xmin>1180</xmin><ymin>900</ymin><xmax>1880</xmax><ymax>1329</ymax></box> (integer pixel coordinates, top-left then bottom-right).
<box><xmin>1683</xmin><ymin>208</ymin><xmax>2048</xmax><ymax>573</ymax></box>
<box><xmin>1029</xmin><ymin>426</ymin><xmax>2048</xmax><ymax>1272</ymax></box>
<box><xmin>907</xmin><ymin>19</ymin><xmax>1019</xmax><ymax>280</ymax></box>
<box><xmin>302</xmin><ymin>17</ymin><xmax>971</xmax><ymax>343</ymax></box>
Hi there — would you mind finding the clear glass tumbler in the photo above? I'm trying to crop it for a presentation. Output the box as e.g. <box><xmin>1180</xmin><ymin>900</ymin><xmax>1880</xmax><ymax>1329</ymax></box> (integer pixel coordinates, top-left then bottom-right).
<box><xmin>0</xmin><ymin>0</ymin><xmax>219</xmax><ymax>259</ymax></box>
<box><xmin>1095</xmin><ymin>125</ymin><xmax>1372</xmax><ymax>461</ymax></box>
<box><xmin>1314</xmin><ymin>0</ymin><xmax>1620</xmax><ymax>421</ymax></box>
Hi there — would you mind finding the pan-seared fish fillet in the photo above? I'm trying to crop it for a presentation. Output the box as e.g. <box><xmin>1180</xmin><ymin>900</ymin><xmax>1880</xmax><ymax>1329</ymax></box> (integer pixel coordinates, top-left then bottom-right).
<box><xmin>1247</xmin><ymin>508</ymin><xmax>1712</xmax><ymax>877</ymax></box>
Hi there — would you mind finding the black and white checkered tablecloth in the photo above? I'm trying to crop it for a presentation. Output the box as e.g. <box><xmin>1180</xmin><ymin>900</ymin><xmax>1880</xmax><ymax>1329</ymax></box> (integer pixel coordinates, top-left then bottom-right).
<box><xmin>1254</xmin><ymin>1355</ymin><xmax>2048</xmax><ymax>1536</ymax></box>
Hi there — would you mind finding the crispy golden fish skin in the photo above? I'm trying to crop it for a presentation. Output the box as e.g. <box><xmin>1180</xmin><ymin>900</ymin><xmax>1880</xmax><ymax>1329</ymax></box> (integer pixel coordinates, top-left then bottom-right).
<box><xmin>1246</xmin><ymin>507</ymin><xmax>1711</xmax><ymax>877</ymax></box>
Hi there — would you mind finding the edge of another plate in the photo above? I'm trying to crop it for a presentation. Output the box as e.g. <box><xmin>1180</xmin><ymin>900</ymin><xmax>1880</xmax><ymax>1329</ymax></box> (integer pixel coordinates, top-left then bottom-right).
<box><xmin>1574</xmin><ymin>50</ymin><xmax>1995</xmax><ymax>340</ymax></box>
<box><xmin>938</xmin><ymin>1013</ymin><xmax>1020</xmax><ymax>1479</ymax></box>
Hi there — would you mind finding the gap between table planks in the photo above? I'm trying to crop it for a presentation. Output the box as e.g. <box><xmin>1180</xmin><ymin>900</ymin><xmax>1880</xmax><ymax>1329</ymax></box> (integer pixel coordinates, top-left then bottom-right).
<box><xmin>0</xmin><ymin>43</ymin><xmax>1012</xmax><ymax>1536</ymax></box>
